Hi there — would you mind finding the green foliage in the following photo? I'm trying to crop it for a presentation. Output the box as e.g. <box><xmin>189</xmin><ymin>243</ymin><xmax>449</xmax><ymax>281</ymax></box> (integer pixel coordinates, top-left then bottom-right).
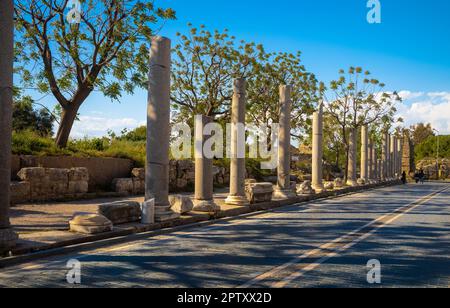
<box><xmin>14</xmin><ymin>0</ymin><xmax>175</xmax><ymax>146</ymax></box>
<box><xmin>325</xmin><ymin>67</ymin><xmax>401</xmax><ymax>132</ymax></box>
<box><xmin>12</xmin><ymin>130</ymin><xmax>65</xmax><ymax>155</ymax></box>
<box><xmin>247</xmin><ymin>51</ymin><xmax>322</xmax><ymax>143</ymax></box>
<box><xmin>12</xmin><ymin>130</ymin><xmax>146</xmax><ymax>167</ymax></box>
<box><xmin>415</xmin><ymin>135</ymin><xmax>450</xmax><ymax>160</ymax></box>
<box><xmin>118</xmin><ymin>126</ymin><xmax>147</xmax><ymax>142</ymax></box>
<box><xmin>323</xmin><ymin>66</ymin><xmax>402</xmax><ymax>178</ymax></box>
<box><xmin>13</xmin><ymin>96</ymin><xmax>54</xmax><ymax>136</ymax></box>
<box><xmin>410</xmin><ymin>123</ymin><xmax>435</xmax><ymax>145</ymax></box>
<box><xmin>171</xmin><ymin>24</ymin><xmax>263</xmax><ymax>119</ymax></box>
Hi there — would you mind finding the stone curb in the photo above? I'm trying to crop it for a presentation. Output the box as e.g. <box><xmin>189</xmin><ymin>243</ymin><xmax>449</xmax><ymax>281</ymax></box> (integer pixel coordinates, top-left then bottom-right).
<box><xmin>0</xmin><ymin>180</ymin><xmax>401</xmax><ymax>268</ymax></box>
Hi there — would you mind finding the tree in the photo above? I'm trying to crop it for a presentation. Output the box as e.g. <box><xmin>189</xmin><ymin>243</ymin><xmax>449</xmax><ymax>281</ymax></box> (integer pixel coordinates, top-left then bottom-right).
<box><xmin>322</xmin><ymin>114</ymin><xmax>345</xmax><ymax>169</ymax></box>
<box><xmin>415</xmin><ymin>135</ymin><xmax>450</xmax><ymax>160</ymax></box>
<box><xmin>14</xmin><ymin>0</ymin><xmax>175</xmax><ymax>147</ymax></box>
<box><xmin>13</xmin><ymin>95</ymin><xmax>54</xmax><ymax>136</ymax></box>
<box><xmin>410</xmin><ymin>123</ymin><xmax>435</xmax><ymax>146</ymax></box>
<box><xmin>323</xmin><ymin>67</ymin><xmax>401</xmax><ymax>180</ymax></box>
<box><xmin>171</xmin><ymin>25</ymin><xmax>262</xmax><ymax>121</ymax></box>
<box><xmin>247</xmin><ymin>51</ymin><xmax>322</xmax><ymax>143</ymax></box>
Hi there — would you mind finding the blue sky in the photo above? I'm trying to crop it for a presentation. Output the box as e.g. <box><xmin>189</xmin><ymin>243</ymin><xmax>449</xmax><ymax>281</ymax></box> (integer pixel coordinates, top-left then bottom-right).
<box><xmin>43</xmin><ymin>0</ymin><xmax>450</xmax><ymax>137</ymax></box>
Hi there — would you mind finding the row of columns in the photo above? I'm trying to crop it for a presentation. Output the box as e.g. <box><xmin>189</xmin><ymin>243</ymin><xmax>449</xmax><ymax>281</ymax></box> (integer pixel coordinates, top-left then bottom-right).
<box><xmin>1</xmin><ymin>34</ymin><xmax>408</xmax><ymax>252</ymax></box>
<box><xmin>146</xmin><ymin>37</ymin><xmax>299</xmax><ymax>221</ymax></box>
<box><xmin>314</xmin><ymin>122</ymin><xmax>402</xmax><ymax>190</ymax></box>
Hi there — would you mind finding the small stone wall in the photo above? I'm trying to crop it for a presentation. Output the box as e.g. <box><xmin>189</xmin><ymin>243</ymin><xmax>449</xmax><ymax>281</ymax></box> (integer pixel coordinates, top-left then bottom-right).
<box><xmin>112</xmin><ymin>160</ymin><xmax>231</xmax><ymax>195</ymax></box>
<box><xmin>11</xmin><ymin>155</ymin><xmax>133</xmax><ymax>191</ymax></box>
<box><xmin>10</xmin><ymin>167</ymin><xmax>89</xmax><ymax>204</ymax></box>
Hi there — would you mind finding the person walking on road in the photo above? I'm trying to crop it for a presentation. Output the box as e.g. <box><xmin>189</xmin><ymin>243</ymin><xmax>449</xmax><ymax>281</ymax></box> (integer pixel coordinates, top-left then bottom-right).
<box><xmin>401</xmin><ymin>171</ymin><xmax>407</xmax><ymax>185</ymax></box>
<box><xmin>419</xmin><ymin>169</ymin><xmax>425</xmax><ymax>184</ymax></box>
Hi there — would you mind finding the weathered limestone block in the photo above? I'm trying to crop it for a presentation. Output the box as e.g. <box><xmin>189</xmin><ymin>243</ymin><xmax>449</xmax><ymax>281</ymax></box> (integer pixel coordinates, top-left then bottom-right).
<box><xmin>186</xmin><ymin>171</ymin><xmax>196</xmax><ymax>182</ymax></box>
<box><xmin>131</xmin><ymin>168</ymin><xmax>145</xmax><ymax>180</ymax></box>
<box><xmin>297</xmin><ymin>180</ymin><xmax>315</xmax><ymax>195</ymax></box>
<box><xmin>45</xmin><ymin>168</ymin><xmax>69</xmax><ymax>182</ymax></box>
<box><xmin>169</xmin><ymin>195</ymin><xmax>194</xmax><ymax>214</ymax></box>
<box><xmin>10</xmin><ymin>181</ymin><xmax>31</xmax><ymax>204</ymax></box>
<box><xmin>112</xmin><ymin>178</ymin><xmax>133</xmax><ymax>195</ymax></box>
<box><xmin>47</xmin><ymin>181</ymin><xmax>69</xmax><ymax>198</ymax></box>
<box><xmin>132</xmin><ymin>178</ymin><xmax>145</xmax><ymax>195</ymax></box>
<box><xmin>334</xmin><ymin>178</ymin><xmax>344</xmax><ymax>188</ymax></box>
<box><xmin>69</xmin><ymin>214</ymin><xmax>113</xmax><ymax>234</ymax></box>
<box><xmin>68</xmin><ymin>181</ymin><xmax>88</xmax><ymax>194</ymax></box>
<box><xmin>324</xmin><ymin>182</ymin><xmax>334</xmax><ymax>190</ymax></box>
<box><xmin>17</xmin><ymin>167</ymin><xmax>45</xmax><ymax>181</ymax></box>
<box><xmin>357</xmin><ymin>178</ymin><xmax>366</xmax><ymax>186</ymax></box>
<box><xmin>97</xmin><ymin>201</ymin><xmax>142</xmax><ymax>225</ymax></box>
<box><xmin>176</xmin><ymin>178</ymin><xmax>188</xmax><ymax>189</ymax></box>
<box><xmin>177</xmin><ymin>159</ymin><xmax>191</xmax><ymax>170</ymax></box>
<box><xmin>245</xmin><ymin>182</ymin><xmax>273</xmax><ymax>204</ymax></box>
<box><xmin>68</xmin><ymin>167</ymin><xmax>89</xmax><ymax>182</ymax></box>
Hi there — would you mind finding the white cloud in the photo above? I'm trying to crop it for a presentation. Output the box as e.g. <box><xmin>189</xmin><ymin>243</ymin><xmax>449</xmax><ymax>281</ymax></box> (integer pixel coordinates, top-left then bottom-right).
<box><xmin>398</xmin><ymin>90</ymin><xmax>424</xmax><ymax>101</ymax></box>
<box><xmin>71</xmin><ymin>115</ymin><xmax>145</xmax><ymax>139</ymax></box>
<box><xmin>395</xmin><ymin>91</ymin><xmax>450</xmax><ymax>134</ymax></box>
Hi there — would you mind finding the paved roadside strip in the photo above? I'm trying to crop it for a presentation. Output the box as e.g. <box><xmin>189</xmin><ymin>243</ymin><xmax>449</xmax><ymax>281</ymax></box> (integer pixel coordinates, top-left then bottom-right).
<box><xmin>239</xmin><ymin>185</ymin><xmax>449</xmax><ymax>288</ymax></box>
<box><xmin>0</xmin><ymin>181</ymin><xmax>401</xmax><ymax>269</ymax></box>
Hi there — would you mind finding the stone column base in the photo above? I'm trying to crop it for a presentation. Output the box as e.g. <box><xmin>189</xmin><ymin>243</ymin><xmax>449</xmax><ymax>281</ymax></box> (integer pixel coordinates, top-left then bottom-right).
<box><xmin>193</xmin><ymin>200</ymin><xmax>220</xmax><ymax>213</ymax></box>
<box><xmin>273</xmin><ymin>189</ymin><xmax>297</xmax><ymax>200</ymax></box>
<box><xmin>312</xmin><ymin>184</ymin><xmax>325</xmax><ymax>194</ymax></box>
<box><xmin>0</xmin><ymin>228</ymin><xmax>18</xmax><ymax>255</ymax></box>
<box><xmin>225</xmin><ymin>195</ymin><xmax>250</xmax><ymax>206</ymax></box>
<box><xmin>154</xmin><ymin>205</ymin><xmax>180</xmax><ymax>222</ymax></box>
<box><xmin>346</xmin><ymin>180</ymin><xmax>358</xmax><ymax>187</ymax></box>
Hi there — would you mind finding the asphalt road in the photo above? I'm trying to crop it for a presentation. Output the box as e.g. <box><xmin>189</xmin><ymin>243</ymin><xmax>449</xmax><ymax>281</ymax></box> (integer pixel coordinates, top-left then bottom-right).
<box><xmin>0</xmin><ymin>182</ymin><xmax>449</xmax><ymax>288</ymax></box>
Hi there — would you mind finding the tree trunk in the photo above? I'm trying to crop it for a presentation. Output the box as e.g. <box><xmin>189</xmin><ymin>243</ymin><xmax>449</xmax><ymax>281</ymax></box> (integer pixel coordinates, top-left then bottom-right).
<box><xmin>335</xmin><ymin>148</ymin><xmax>340</xmax><ymax>169</ymax></box>
<box><xmin>344</xmin><ymin>147</ymin><xmax>349</xmax><ymax>182</ymax></box>
<box><xmin>55</xmin><ymin>104</ymin><xmax>81</xmax><ymax>148</ymax></box>
<box><xmin>0</xmin><ymin>0</ymin><xmax>14</xmax><ymax>228</ymax></box>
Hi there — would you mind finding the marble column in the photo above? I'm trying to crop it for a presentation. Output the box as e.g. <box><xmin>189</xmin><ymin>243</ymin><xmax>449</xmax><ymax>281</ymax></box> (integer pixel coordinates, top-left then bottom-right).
<box><xmin>388</xmin><ymin>133</ymin><xmax>393</xmax><ymax>179</ymax></box>
<box><xmin>0</xmin><ymin>0</ymin><xmax>18</xmax><ymax>255</ymax></box>
<box><xmin>397</xmin><ymin>138</ymin><xmax>403</xmax><ymax>176</ymax></box>
<box><xmin>390</xmin><ymin>135</ymin><xmax>397</xmax><ymax>179</ymax></box>
<box><xmin>372</xmin><ymin>144</ymin><xmax>378</xmax><ymax>181</ymax></box>
<box><xmin>311</xmin><ymin>103</ymin><xmax>324</xmax><ymax>192</ymax></box>
<box><xmin>368</xmin><ymin>141</ymin><xmax>373</xmax><ymax>181</ymax></box>
<box><xmin>377</xmin><ymin>159</ymin><xmax>382</xmax><ymax>181</ymax></box>
<box><xmin>146</xmin><ymin>36</ymin><xmax>179</xmax><ymax>222</ymax></box>
<box><xmin>273</xmin><ymin>85</ymin><xmax>297</xmax><ymax>199</ymax></box>
<box><xmin>346</xmin><ymin>128</ymin><xmax>358</xmax><ymax>186</ymax></box>
<box><xmin>225</xmin><ymin>79</ymin><xmax>249</xmax><ymax>206</ymax></box>
<box><xmin>382</xmin><ymin>132</ymin><xmax>388</xmax><ymax>181</ymax></box>
<box><xmin>193</xmin><ymin>115</ymin><xmax>220</xmax><ymax>212</ymax></box>
<box><xmin>360</xmin><ymin>126</ymin><xmax>369</xmax><ymax>182</ymax></box>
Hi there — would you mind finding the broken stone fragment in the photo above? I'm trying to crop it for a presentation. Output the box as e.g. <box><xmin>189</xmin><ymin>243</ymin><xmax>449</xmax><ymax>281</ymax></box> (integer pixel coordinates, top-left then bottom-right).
<box><xmin>169</xmin><ymin>195</ymin><xmax>194</xmax><ymax>214</ymax></box>
<box><xmin>131</xmin><ymin>168</ymin><xmax>145</xmax><ymax>180</ymax></box>
<box><xmin>297</xmin><ymin>180</ymin><xmax>315</xmax><ymax>195</ymax></box>
<box><xmin>112</xmin><ymin>178</ymin><xmax>133</xmax><ymax>195</ymax></box>
<box><xmin>245</xmin><ymin>182</ymin><xmax>273</xmax><ymax>204</ymax></box>
<box><xmin>69</xmin><ymin>214</ymin><xmax>113</xmax><ymax>234</ymax></box>
<box><xmin>324</xmin><ymin>182</ymin><xmax>334</xmax><ymax>190</ymax></box>
<box><xmin>334</xmin><ymin>178</ymin><xmax>344</xmax><ymax>188</ymax></box>
<box><xmin>97</xmin><ymin>201</ymin><xmax>142</xmax><ymax>225</ymax></box>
